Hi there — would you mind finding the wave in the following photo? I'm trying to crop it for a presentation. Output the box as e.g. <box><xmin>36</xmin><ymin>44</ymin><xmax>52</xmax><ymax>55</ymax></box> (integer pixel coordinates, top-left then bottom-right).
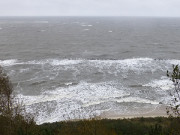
<box><xmin>49</xmin><ymin>59</ymin><xmax>83</xmax><ymax>66</ymax></box>
<box><xmin>0</xmin><ymin>59</ymin><xmax>18</xmax><ymax>66</ymax></box>
<box><xmin>16</xmin><ymin>80</ymin><xmax>163</xmax><ymax>124</ymax></box>
<box><xmin>1</xmin><ymin>58</ymin><xmax>179</xmax><ymax>79</ymax></box>
<box><xmin>115</xmin><ymin>97</ymin><xmax>159</xmax><ymax>105</ymax></box>
<box><xmin>17</xmin><ymin>81</ymin><xmax>127</xmax><ymax>124</ymax></box>
<box><xmin>1</xmin><ymin>57</ymin><xmax>179</xmax><ymax>68</ymax></box>
<box><xmin>0</xmin><ymin>59</ymin><xmax>83</xmax><ymax>66</ymax></box>
<box><xmin>166</xmin><ymin>59</ymin><xmax>180</xmax><ymax>65</ymax></box>
<box><xmin>143</xmin><ymin>76</ymin><xmax>174</xmax><ymax>91</ymax></box>
<box><xmin>82</xmin><ymin>97</ymin><xmax>159</xmax><ymax>107</ymax></box>
<box><xmin>1</xmin><ymin>57</ymin><xmax>176</xmax><ymax>124</ymax></box>
<box><xmin>19</xmin><ymin>81</ymin><xmax>127</xmax><ymax>106</ymax></box>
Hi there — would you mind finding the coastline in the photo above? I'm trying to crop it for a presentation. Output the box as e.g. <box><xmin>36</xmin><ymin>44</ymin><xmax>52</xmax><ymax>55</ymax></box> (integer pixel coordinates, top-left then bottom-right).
<box><xmin>100</xmin><ymin>105</ymin><xmax>167</xmax><ymax>119</ymax></box>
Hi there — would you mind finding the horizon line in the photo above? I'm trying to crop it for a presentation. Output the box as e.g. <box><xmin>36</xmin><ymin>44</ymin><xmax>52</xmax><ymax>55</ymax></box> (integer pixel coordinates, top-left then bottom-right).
<box><xmin>0</xmin><ymin>15</ymin><xmax>180</xmax><ymax>18</ymax></box>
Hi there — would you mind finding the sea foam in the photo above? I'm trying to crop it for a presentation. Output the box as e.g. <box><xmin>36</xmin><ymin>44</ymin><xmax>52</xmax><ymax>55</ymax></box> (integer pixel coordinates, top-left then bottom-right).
<box><xmin>0</xmin><ymin>59</ymin><xmax>18</xmax><ymax>66</ymax></box>
<box><xmin>143</xmin><ymin>76</ymin><xmax>173</xmax><ymax>91</ymax></box>
<box><xmin>2</xmin><ymin>57</ymin><xmax>179</xmax><ymax>124</ymax></box>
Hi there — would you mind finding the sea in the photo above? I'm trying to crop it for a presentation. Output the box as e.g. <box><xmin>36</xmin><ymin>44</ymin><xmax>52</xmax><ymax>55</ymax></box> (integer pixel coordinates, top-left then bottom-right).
<box><xmin>0</xmin><ymin>17</ymin><xmax>180</xmax><ymax>124</ymax></box>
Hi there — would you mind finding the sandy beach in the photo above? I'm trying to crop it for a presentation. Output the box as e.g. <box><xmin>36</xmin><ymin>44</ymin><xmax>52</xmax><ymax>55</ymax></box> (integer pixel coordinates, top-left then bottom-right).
<box><xmin>100</xmin><ymin>105</ymin><xmax>167</xmax><ymax>119</ymax></box>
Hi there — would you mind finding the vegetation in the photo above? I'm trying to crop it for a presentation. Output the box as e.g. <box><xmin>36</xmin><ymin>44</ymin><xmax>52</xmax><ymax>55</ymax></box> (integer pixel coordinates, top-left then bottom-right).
<box><xmin>26</xmin><ymin>117</ymin><xmax>180</xmax><ymax>135</ymax></box>
<box><xmin>0</xmin><ymin>66</ymin><xmax>37</xmax><ymax>135</ymax></box>
<box><xmin>166</xmin><ymin>65</ymin><xmax>180</xmax><ymax>135</ymax></box>
<box><xmin>167</xmin><ymin>65</ymin><xmax>180</xmax><ymax>118</ymax></box>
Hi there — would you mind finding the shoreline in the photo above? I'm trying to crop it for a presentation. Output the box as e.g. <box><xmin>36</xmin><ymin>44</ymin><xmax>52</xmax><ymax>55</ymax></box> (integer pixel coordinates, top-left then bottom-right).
<box><xmin>100</xmin><ymin>105</ymin><xmax>167</xmax><ymax>119</ymax></box>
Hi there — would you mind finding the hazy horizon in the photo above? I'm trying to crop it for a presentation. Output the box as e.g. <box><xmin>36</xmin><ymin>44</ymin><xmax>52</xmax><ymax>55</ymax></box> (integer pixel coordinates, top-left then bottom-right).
<box><xmin>1</xmin><ymin>15</ymin><xmax>180</xmax><ymax>18</ymax></box>
<box><xmin>1</xmin><ymin>0</ymin><xmax>180</xmax><ymax>17</ymax></box>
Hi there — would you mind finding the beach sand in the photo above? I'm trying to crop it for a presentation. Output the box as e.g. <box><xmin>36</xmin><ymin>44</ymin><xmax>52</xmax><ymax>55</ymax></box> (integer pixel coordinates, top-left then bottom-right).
<box><xmin>100</xmin><ymin>105</ymin><xmax>167</xmax><ymax>119</ymax></box>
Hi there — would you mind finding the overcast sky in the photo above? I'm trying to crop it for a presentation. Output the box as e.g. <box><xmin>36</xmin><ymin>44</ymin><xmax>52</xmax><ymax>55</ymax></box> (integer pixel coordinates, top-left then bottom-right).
<box><xmin>0</xmin><ymin>0</ymin><xmax>180</xmax><ymax>17</ymax></box>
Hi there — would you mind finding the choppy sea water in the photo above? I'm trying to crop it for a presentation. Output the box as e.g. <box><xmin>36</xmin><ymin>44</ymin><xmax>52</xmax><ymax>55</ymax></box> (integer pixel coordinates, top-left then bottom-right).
<box><xmin>0</xmin><ymin>17</ymin><xmax>180</xmax><ymax>124</ymax></box>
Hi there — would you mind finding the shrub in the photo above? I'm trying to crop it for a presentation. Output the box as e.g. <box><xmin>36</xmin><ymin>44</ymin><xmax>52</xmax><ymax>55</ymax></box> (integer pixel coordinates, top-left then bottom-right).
<box><xmin>0</xmin><ymin>65</ymin><xmax>36</xmax><ymax>135</ymax></box>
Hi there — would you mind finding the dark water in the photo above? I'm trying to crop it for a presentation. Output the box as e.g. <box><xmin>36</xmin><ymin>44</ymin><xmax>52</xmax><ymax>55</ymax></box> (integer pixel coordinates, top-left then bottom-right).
<box><xmin>0</xmin><ymin>17</ymin><xmax>180</xmax><ymax>124</ymax></box>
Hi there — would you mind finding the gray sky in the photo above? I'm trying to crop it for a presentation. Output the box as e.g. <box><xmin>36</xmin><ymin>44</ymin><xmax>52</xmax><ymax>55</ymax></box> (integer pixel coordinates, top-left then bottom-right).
<box><xmin>0</xmin><ymin>0</ymin><xmax>180</xmax><ymax>17</ymax></box>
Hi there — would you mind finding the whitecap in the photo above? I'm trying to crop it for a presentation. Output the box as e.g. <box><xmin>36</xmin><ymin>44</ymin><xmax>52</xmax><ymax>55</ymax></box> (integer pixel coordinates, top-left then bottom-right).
<box><xmin>24</xmin><ymin>59</ymin><xmax>83</xmax><ymax>66</ymax></box>
<box><xmin>0</xmin><ymin>59</ymin><xmax>18</xmax><ymax>66</ymax></box>
<box><xmin>143</xmin><ymin>76</ymin><xmax>173</xmax><ymax>90</ymax></box>
<box><xmin>17</xmin><ymin>57</ymin><xmax>174</xmax><ymax>74</ymax></box>
<box><xmin>49</xmin><ymin>59</ymin><xmax>83</xmax><ymax>66</ymax></box>
<box><xmin>17</xmin><ymin>81</ymin><xmax>129</xmax><ymax>124</ymax></box>
<box><xmin>25</xmin><ymin>60</ymin><xmax>45</xmax><ymax>65</ymax></box>
<box><xmin>19</xmin><ymin>68</ymin><xmax>30</xmax><ymax>73</ymax></box>
<box><xmin>12</xmin><ymin>57</ymin><xmax>180</xmax><ymax>124</ymax></box>
<box><xmin>83</xmin><ymin>29</ymin><xmax>89</xmax><ymax>31</ymax></box>
<box><xmin>166</xmin><ymin>59</ymin><xmax>180</xmax><ymax>65</ymax></box>
<box><xmin>40</xmin><ymin>30</ymin><xmax>46</xmax><ymax>32</ymax></box>
<box><xmin>115</xmin><ymin>97</ymin><xmax>159</xmax><ymax>105</ymax></box>
<box><xmin>88</xmin><ymin>58</ymin><xmax>155</xmax><ymax>73</ymax></box>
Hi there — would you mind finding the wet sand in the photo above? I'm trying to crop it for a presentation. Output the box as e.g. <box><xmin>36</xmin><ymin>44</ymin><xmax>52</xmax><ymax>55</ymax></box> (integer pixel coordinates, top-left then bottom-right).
<box><xmin>100</xmin><ymin>105</ymin><xmax>167</xmax><ymax>119</ymax></box>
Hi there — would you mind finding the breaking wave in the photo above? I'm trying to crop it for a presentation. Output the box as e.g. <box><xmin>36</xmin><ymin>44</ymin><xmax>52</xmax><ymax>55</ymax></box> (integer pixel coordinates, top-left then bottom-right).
<box><xmin>0</xmin><ymin>59</ymin><xmax>18</xmax><ymax>66</ymax></box>
<box><xmin>1</xmin><ymin>57</ymin><xmax>178</xmax><ymax>124</ymax></box>
<box><xmin>143</xmin><ymin>76</ymin><xmax>174</xmax><ymax>91</ymax></box>
<box><xmin>17</xmin><ymin>81</ymin><xmax>160</xmax><ymax>124</ymax></box>
<box><xmin>0</xmin><ymin>57</ymin><xmax>177</xmax><ymax>70</ymax></box>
